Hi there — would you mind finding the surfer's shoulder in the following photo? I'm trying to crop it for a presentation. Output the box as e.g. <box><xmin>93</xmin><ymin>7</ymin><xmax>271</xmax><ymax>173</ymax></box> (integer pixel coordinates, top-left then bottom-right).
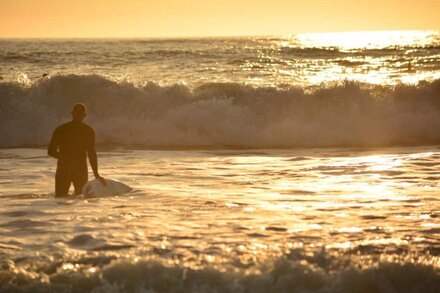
<box><xmin>55</xmin><ymin>122</ymin><xmax>72</xmax><ymax>132</ymax></box>
<box><xmin>55</xmin><ymin>121</ymin><xmax>94</xmax><ymax>135</ymax></box>
<box><xmin>78</xmin><ymin>123</ymin><xmax>95</xmax><ymax>138</ymax></box>
<box><xmin>81</xmin><ymin>123</ymin><xmax>94</xmax><ymax>133</ymax></box>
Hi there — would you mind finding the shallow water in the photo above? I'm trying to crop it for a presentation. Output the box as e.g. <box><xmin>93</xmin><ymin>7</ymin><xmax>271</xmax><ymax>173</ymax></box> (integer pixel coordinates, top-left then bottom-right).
<box><xmin>0</xmin><ymin>147</ymin><xmax>439</xmax><ymax>292</ymax></box>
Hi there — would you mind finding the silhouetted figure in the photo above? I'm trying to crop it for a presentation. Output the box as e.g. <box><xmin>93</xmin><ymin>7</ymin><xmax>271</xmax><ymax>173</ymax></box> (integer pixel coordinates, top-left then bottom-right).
<box><xmin>48</xmin><ymin>103</ymin><xmax>105</xmax><ymax>197</ymax></box>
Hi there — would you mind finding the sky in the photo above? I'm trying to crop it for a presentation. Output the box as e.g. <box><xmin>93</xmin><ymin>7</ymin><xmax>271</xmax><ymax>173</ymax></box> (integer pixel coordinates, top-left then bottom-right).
<box><xmin>0</xmin><ymin>0</ymin><xmax>439</xmax><ymax>38</ymax></box>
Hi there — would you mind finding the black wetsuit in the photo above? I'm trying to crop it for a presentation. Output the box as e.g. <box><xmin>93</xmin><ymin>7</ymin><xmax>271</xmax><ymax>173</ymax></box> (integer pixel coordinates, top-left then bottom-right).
<box><xmin>48</xmin><ymin>121</ymin><xmax>95</xmax><ymax>197</ymax></box>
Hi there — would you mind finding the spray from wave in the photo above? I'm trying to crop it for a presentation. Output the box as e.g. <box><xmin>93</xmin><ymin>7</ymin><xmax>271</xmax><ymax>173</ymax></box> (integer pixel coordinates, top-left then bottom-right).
<box><xmin>1</xmin><ymin>250</ymin><xmax>439</xmax><ymax>292</ymax></box>
<box><xmin>0</xmin><ymin>74</ymin><xmax>439</xmax><ymax>148</ymax></box>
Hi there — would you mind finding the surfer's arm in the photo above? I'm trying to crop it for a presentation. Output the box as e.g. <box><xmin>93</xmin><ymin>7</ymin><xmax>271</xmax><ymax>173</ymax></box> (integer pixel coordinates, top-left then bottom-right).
<box><xmin>87</xmin><ymin>129</ymin><xmax>106</xmax><ymax>184</ymax></box>
<box><xmin>88</xmin><ymin>149</ymin><xmax>100</xmax><ymax>178</ymax></box>
<box><xmin>47</xmin><ymin>129</ymin><xmax>60</xmax><ymax>159</ymax></box>
<box><xmin>88</xmin><ymin>149</ymin><xmax>106</xmax><ymax>185</ymax></box>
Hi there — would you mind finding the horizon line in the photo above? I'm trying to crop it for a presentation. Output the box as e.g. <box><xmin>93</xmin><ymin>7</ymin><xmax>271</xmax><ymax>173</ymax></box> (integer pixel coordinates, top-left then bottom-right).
<box><xmin>0</xmin><ymin>29</ymin><xmax>437</xmax><ymax>40</ymax></box>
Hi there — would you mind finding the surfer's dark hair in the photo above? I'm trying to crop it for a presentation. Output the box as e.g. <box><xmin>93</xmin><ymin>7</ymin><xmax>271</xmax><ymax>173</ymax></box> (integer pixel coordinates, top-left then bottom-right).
<box><xmin>72</xmin><ymin>103</ymin><xmax>86</xmax><ymax>114</ymax></box>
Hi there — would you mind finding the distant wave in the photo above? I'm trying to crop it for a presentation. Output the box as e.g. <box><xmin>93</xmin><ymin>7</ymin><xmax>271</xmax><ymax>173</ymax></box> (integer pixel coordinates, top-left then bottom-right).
<box><xmin>1</xmin><ymin>74</ymin><xmax>440</xmax><ymax>149</ymax></box>
<box><xmin>4</xmin><ymin>45</ymin><xmax>439</xmax><ymax>64</ymax></box>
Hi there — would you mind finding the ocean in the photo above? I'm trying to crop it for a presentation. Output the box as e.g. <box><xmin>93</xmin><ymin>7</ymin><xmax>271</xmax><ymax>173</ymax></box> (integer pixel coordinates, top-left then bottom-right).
<box><xmin>0</xmin><ymin>31</ymin><xmax>439</xmax><ymax>292</ymax></box>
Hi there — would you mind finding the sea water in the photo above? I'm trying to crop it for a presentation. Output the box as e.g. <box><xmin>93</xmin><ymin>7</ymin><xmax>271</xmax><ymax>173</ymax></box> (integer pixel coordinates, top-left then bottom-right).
<box><xmin>0</xmin><ymin>31</ymin><xmax>439</xmax><ymax>292</ymax></box>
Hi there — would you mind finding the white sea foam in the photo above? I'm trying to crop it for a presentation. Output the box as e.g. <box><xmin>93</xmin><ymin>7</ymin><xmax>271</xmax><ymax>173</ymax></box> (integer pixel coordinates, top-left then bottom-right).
<box><xmin>1</xmin><ymin>252</ymin><xmax>439</xmax><ymax>292</ymax></box>
<box><xmin>1</xmin><ymin>74</ymin><xmax>439</xmax><ymax>149</ymax></box>
<box><xmin>1</xmin><ymin>147</ymin><xmax>439</xmax><ymax>292</ymax></box>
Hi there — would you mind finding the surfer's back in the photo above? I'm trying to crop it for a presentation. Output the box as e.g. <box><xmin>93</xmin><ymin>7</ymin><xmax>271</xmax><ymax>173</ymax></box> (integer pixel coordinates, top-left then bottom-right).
<box><xmin>49</xmin><ymin>121</ymin><xmax>94</xmax><ymax>163</ymax></box>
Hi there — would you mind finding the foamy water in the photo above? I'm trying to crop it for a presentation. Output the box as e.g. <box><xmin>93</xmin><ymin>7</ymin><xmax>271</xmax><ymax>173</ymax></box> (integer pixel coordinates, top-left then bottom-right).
<box><xmin>1</xmin><ymin>31</ymin><xmax>440</xmax><ymax>149</ymax></box>
<box><xmin>0</xmin><ymin>147</ymin><xmax>439</xmax><ymax>291</ymax></box>
<box><xmin>1</xmin><ymin>76</ymin><xmax>440</xmax><ymax>149</ymax></box>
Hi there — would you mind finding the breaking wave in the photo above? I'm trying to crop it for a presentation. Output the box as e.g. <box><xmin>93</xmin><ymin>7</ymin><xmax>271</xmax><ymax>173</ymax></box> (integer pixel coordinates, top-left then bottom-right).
<box><xmin>1</xmin><ymin>74</ymin><xmax>440</xmax><ymax>149</ymax></box>
<box><xmin>1</xmin><ymin>252</ymin><xmax>439</xmax><ymax>292</ymax></box>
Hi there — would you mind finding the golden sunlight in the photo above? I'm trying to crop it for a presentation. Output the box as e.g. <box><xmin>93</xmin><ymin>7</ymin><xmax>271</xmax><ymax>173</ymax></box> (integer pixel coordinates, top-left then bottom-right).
<box><xmin>1</xmin><ymin>0</ymin><xmax>439</xmax><ymax>37</ymax></box>
<box><xmin>295</xmin><ymin>30</ymin><xmax>436</xmax><ymax>50</ymax></box>
<box><xmin>1</xmin><ymin>1</ymin><xmax>440</xmax><ymax>291</ymax></box>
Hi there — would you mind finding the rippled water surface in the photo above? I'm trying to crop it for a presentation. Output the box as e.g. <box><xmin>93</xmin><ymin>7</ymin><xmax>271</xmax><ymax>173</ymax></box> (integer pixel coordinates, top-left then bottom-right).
<box><xmin>1</xmin><ymin>30</ymin><xmax>440</xmax><ymax>292</ymax></box>
<box><xmin>1</xmin><ymin>31</ymin><xmax>439</xmax><ymax>86</ymax></box>
<box><xmin>0</xmin><ymin>147</ymin><xmax>439</xmax><ymax>292</ymax></box>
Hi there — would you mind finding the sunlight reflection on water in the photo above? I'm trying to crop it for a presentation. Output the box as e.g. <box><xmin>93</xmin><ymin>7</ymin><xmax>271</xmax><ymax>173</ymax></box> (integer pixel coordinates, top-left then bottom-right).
<box><xmin>0</xmin><ymin>147</ymin><xmax>439</xmax><ymax>290</ymax></box>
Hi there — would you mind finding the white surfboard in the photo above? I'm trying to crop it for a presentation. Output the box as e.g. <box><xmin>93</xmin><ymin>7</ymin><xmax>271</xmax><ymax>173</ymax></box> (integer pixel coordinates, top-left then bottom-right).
<box><xmin>82</xmin><ymin>179</ymin><xmax>132</xmax><ymax>197</ymax></box>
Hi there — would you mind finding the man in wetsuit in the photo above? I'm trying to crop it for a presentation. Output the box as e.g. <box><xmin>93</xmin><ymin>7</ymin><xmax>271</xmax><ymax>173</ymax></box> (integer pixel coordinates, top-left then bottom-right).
<box><xmin>48</xmin><ymin>103</ymin><xmax>105</xmax><ymax>197</ymax></box>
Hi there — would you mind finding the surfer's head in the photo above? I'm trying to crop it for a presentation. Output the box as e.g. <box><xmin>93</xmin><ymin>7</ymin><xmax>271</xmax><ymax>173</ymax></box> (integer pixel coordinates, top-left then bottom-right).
<box><xmin>71</xmin><ymin>103</ymin><xmax>87</xmax><ymax>121</ymax></box>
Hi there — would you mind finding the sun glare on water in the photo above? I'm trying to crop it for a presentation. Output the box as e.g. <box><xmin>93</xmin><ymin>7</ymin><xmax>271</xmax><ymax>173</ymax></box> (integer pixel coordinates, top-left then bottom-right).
<box><xmin>274</xmin><ymin>30</ymin><xmax>440</xmax><ymax>85</ymax></box>
<box><xmin>295</xmin><ymin>30</ymin><xmax>435</xmax><ymax>50</ymax></box>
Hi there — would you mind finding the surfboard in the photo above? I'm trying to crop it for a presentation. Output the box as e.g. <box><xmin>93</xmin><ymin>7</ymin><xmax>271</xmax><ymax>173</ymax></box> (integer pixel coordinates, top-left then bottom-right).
<box><xmin>82</xmin><ymin>179</ymin><xmax>132</xmax><ymax>197</ymax></box>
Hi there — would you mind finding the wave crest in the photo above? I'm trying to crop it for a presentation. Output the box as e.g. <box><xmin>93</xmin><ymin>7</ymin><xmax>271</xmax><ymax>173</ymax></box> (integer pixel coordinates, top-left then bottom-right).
<box><xmin>1</xmin><ymin>252</ymin><xmax>439</xmax><ymax>292</ymax></box>
<box><xmin>1</xmin><ymin>74</ymin><xmax>440</xmax><ymax>148</ymax></box>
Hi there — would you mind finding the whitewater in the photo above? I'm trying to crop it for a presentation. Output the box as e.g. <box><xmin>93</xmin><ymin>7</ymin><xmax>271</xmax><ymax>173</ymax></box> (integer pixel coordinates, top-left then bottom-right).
<box><xmin>1</xmin><ymin>75</ymin><xmax>440</xmax><ymax>149</ymax></box>
<box><xmin>0</xmin><ymin>31</ymin><xmax>440</xmax><ymax>292</ymax></box>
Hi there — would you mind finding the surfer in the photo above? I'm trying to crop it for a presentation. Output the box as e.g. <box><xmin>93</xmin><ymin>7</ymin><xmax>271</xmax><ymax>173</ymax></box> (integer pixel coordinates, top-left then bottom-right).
<box><xmin>48</xmin><ymin>103</ymin><xmax>105</xmax><ymax>197</ymax></box>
